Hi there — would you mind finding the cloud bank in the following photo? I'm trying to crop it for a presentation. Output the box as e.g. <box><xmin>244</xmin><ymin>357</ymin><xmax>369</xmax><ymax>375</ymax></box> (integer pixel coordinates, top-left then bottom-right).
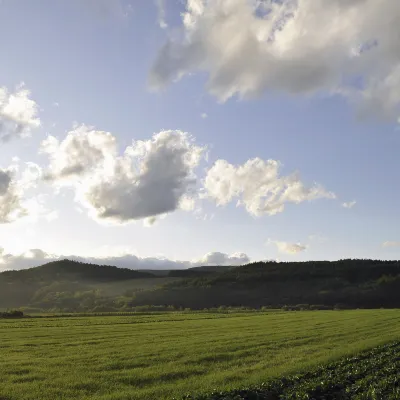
<box><xmin>150</xmin><ymin>0</ymin><xmax>400</xmax><ymax>119</ymax></box>
<box><xmin>0</xmin><ymin>249</ymin><xmax>250</xmax><ymax>271</ymax></box>
<box><xmin>38</xmin><ymin>126</ymin><xmax>335</xmax><ymax>223</ymax></box>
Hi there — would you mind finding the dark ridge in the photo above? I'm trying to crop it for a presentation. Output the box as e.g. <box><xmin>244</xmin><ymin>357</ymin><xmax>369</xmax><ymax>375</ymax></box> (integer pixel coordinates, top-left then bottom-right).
<box><xmin>131</xmin><ymin>258</ymin><xmax>400</xmax><ymax>309</ymax></box>
<box><xmin>168</xmin><ymin>265</ymin><xmax>235</xmax><ymax>278</ymax></box>
<box><xmin>3</xmin><ymin>258</ymin><xmax>400</xmax><ymax>312</ymax></box>
<box><xmin>0</xmin><ymin>259</ymin><xmax>155</xmax><ymax>283</ymax></box>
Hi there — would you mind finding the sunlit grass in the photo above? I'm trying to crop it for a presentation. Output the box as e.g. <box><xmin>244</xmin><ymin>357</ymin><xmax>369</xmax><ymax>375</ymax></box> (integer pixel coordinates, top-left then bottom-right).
<box><xmin>1</xmin><ymin>310</ymin><xmax>400</xmax><ymax>399</ymax></box>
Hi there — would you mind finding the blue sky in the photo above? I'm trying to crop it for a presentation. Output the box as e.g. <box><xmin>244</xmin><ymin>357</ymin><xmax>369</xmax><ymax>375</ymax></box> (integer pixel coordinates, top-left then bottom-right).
<box><xmin>1</xmin><ymin>0</ymin><xmax>400</xmax><ymax>270</ymax></box>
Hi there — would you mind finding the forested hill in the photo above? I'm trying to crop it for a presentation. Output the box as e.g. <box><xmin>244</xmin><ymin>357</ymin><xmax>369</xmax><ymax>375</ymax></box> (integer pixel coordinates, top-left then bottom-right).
<box><xmin>0</xmin><ymin>260</ymin><xmax>160</xmax><ymax>310</ymax></box>
<box><xmin>3</xmin><ymin>259</ymin><xmax>400</xmax><ymax>312</ymax></box>
<box><xmin>185</xmin><ymin>259</ymin><xmax>400</xmax><ymax>285</ymax></box>
<box><xmin>0</xmin><ymin>259</ymin><xmax>155</xmax><ymax>283</ymax></box>
<box><xmin>132</xmin><ymin>259</ymin><xmax>400</xmax><ymax>309</ymax></box>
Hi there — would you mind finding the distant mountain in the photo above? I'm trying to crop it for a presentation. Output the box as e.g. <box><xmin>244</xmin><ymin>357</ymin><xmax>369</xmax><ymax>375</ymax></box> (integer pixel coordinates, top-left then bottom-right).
<box><xmin>0</xmin><ymin>259</ymin><xmax>155</xmax><ymax>283</ymax></box>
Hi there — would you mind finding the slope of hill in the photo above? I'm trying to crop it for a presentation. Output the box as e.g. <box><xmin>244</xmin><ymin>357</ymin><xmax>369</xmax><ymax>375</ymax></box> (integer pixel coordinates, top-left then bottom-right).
<box><xmin>3</xmin><ymin>259</ymin><xmax>400</xmax><ymax>312</ymax></box>
<box><xmin>0</xmin><ymin>259</ymin><xmax>157</xmax><ymax>310</ymax></box>
<box><xmin>167</xmin><ymin>264</ymin><xmax>234</xmax><ymax>278</ymax></box>
<box><xmin>0</xmin><ymin>259</ymin><xmax>155</xmax><ymax>283</ymax></box>
<box><xmin>131</xmin><ymin>259</ymin><xmax>400</xmax><ymax>309</ymax></box>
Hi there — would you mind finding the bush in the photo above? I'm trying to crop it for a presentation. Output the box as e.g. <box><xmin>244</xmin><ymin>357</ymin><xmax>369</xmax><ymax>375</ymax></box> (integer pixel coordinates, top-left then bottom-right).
<box><xmin>309</xmin><ymin>304</ymin><xmax>333</xmax><ymax>310</ymax></box>
<box><xmin>0</xmin><ymin>310</ymin><xmax>24</xmax><ymax>318</ymax></box>
<box><xmin>133</xmin><ymin>305</ymin><xmax>177</xmax><ymax>312</ymax></box>
<box><xmin>295</xmin><ymin>304</ymin><xmax>310</xmax><ymax>311</ymax></box>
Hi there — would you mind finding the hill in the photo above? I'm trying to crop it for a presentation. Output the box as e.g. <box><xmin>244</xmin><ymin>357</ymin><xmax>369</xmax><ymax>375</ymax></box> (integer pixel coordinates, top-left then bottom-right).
<box><xmin>131</xmin><ymin>259</ymin><xmax>400</xmax><ymax>309</ymax></box>
<box><xmin>0</xmin><ymin>259</ymin><xmax>158</xmax><ymax>311</ymax></box>
<box><xmin>3</xmin><ymin>258</ymin><xmax>400</xmax><ymax>312</ymax></box>
<box><xmin>0</xmin><ymin>259</ymin><xmax>155</xmax><ymax>283</ymax></box>
<box><xmin>167</xmin><ymin>264</ymin><xmax>234</xmax><ymax>278</ymax></box>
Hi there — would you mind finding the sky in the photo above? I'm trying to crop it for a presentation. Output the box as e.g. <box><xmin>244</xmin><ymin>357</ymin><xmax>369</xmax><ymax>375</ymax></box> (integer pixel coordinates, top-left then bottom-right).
<box><xmin>1</xmin><ymin>0</ymin><xmax>400</xmax><ymax>270</ymax></box>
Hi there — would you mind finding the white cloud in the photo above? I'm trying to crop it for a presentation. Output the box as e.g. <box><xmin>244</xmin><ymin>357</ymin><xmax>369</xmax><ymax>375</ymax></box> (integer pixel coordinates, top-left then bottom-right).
<box><xmin>0</xmin><ymin>84</ymin><xmax>40</xmax><ymax>142</ymax></box>
<box><xmin>150</xmin><ymin>0</ymin><xmax>400</xmax><ymax>119</ymax></box>
<box><xmin>0</xmin><ymin>249</ymin><xmax>250</xmax><ymax>271</ymax></box>
<box><xmin>40</xmin><ymin>125</ymin><xmax>117</xmax><ymax>183</ymax></box>
<box><xmin>41</xmin><ymin>126</ymin><xmax>333</xmax><ymax>222</ymax></box>
<box><xmin>42</xmin><ymin>126</ymin><xmax>206</xmax><ymax>223</ymax></box>
<box><xmin>179</xmin><ymin>195</ymin><xmax>196</xmax><ymax>211</ymax></box>
<box><xmin>342</xmin><ymin>200</ymin><xmax>356</xmax><ymax>209</ymax></box>
<box><xmin>0</xmin><ymin>170</ymin><xmax>11</xmax><ymax>196</ymax></box>
<box><xmin>0</xmin><ymin>168</ymin><xmax>24</xmax><ymax>223</ymax></box>
<box><xmin>201</xmin><ymin>112</ymin><xmax>208</xmax><ymax>119</ymax></box>
<box><xmin>204</xmin><ymin>158</ymin><xmax>335</xmax><ymax>216</ymax></box>
<box><xmin>0</xmin><ymin>162</ymin><xmax>43</xmax><ymax>224</ymax></box>
<box><xmin>193</xmin><ymin>251</ymin><xmax>250</xmax><ymax>266</ymax></box>
<box><xmin>382</xmin><ymin>241</ymin><xmax>400</xmax><ymax>248</ymax></box>
<box><xmin>267</xmin><ymin>239</ymin><xmax>307</xmax><ymax>255</ymax></box>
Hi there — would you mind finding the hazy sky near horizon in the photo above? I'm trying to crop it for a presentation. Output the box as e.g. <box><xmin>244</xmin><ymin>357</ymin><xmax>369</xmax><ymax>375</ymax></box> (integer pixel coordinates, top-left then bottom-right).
<box><xmin>1</xmin><ymin>0</ymin><xmax>400</xmax><ymax>270</ymax></box>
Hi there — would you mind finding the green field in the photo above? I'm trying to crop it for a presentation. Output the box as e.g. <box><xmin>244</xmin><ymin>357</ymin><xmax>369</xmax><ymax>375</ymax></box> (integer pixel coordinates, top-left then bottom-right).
<box><xmin>1</xmin><ymin>310</ymin><xmax>400</xmax><ymax>399</ymax></box>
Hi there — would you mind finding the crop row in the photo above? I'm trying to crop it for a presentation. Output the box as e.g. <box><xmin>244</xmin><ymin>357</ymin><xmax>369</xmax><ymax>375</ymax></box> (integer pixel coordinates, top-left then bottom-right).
<box><xmin>184</xmin><ymin>341</ymin><xmax>400</xmax><ymax>400</ymax></box>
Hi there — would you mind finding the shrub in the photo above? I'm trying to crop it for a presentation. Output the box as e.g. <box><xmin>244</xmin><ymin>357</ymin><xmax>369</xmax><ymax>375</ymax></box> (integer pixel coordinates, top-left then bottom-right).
<box><xmin>0</xmin><ymin>310</ymin><xmax>24</xmax><ymax>318</ymax></box>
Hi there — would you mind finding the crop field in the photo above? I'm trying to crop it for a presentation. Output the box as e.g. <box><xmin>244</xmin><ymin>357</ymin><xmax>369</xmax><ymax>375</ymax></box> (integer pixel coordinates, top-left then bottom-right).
<box><xmin>1</xmin><ymin>310</ymin><xmax>400</xmax><ymax>400</ymax></box>
<box><xmin>191</xmin><ymin>341</ymin><xmax>400</xmax><ymax>399</ymax></box>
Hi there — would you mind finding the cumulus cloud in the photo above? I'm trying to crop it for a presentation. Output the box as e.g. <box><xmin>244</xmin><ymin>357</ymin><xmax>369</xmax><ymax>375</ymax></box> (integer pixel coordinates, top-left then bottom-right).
<box><xmin>150</xmin><ymin>0</ymin><xmax>400</xmax><ymax>119</ymax></box>
<box><xmin>41</xmin><ymin>126</ymin><xmax>205</xmax><ymax>223</ymax></box>
<box><xmin>382</xmin><ymin>241</ymin><xmax>400</xmax><ymax>248</ymax></box>
<box><xmin>0</xmin><ymin>84</ymin><xmax>40</xmax><ymax>142</ymax></box>
<box><xmin>193</xmin><ymin>251</ymin><xmax>250</xmax><ymax>266</ymax></box>
<box><xmin>342</xmin><ymin>200</ymin><xmax>356</xmax><ymax>209</ymax></box>
<box><xmin>0</xmin><ymin>162</ymin><xmax>43</xmax><ymax>224</ymax></box>
<box><xmin>0</xmin><ymin>169</ymin><xmax>24</xmax><ymax>223</ymax></box>
<box><xmin>0</xmin><ymin>249</ymin><xmax>250</xmax><ymax>271</ymax></box>
<box><xmin>40</xmin><ymin>125</ymin><xmax>117</xmax><ymax>183</ymax></box>
<box><xmin>0</xmin><ymin>248</ymin><xmax>55</xmax><ymax>271</ymax></box>
<box><xmin>204</xmin><ymin>158</ymin><xmax>335</xmax><ymax>216</ymax></box>
<box><xmin>0</xmin><ymin>170</ymin><xmax>11</xmax><ymax>196</ymax></box>
<box><xmin>267</xmin><ymin>239</ymin><xmax>307</xmax><ymax>255</ymax></box>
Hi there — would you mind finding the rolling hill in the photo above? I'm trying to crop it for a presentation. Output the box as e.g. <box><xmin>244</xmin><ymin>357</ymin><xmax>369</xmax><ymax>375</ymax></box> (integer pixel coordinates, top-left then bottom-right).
<box><xmin>0</xmin><ymin>259</ymin><xmax>155</xmax><ymax>283</ymax></box>
<box><xmin>131</xmin><ymin>259</ymin><xmax>400</xmax><ymax>309</ymax></box>
<box><xmin>0</xmin><ymin>260</ymin><xmax>158</xmax><ymax>310</ymax></box>
<box><xmin>2</xmin><ymin>258</ymin><xmax>400</xmax><ymax>312</ymax></box>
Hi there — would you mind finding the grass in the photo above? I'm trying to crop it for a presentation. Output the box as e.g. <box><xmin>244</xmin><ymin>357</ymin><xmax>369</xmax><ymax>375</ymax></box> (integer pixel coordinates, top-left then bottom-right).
<box><xmin>0</xmin><ymin>310</ymin><xmax>400</xmax><ymax>399</ymax></box>
<box><xmin>189</xmin><ymin>341</ymin><xmax>400</xmax><ymax>399</ymax></box>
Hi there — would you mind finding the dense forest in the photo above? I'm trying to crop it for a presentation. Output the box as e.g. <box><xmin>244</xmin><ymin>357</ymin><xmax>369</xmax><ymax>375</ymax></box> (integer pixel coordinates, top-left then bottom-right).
<box><xmin>1</xmin><ymin>259</ymin><xmax>400</xmax><ymax>312</ymax></box>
